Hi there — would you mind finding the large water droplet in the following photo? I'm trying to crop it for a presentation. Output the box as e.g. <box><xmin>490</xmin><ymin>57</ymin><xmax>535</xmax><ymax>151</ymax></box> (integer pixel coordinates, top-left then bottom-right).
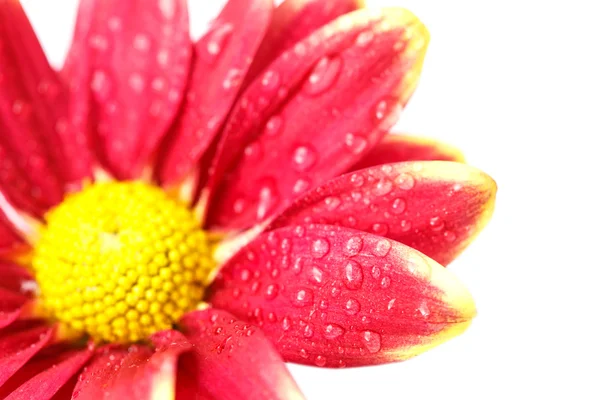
<box><xmin>314</xmin><ymin>355</ymin><xmax>327</xmax><ymax>367</ymax></box>
<box><xmin>350</xmin><ymin>173</ymin><xmax>365</xmax><ymax>187</ymax></box>
<box><xmin>344</xmin><ymin>260</ymin><xmax>364</xmax><ymax>290</ymax></box>
<box><xmin>291</xmin><ymin>144</ymin><xmax>317</xmax><ymax>172</ymax></box>
<box><xmin>372</xmin><ymin>239</ymin><xmax>391</xmax><ymax>257</ymax></box>
<box><xmin>265</xmin><ymin>284</ymin><xmax>279</xmax><ymax>300</ymax></box>
<box><xmin>395</xmin><ymin>173</ymin><xmax>415</xmax><ymax>190</ymax></box>
<box><xmin>391</xmin><ymin>198</ymin><xmax>406</xmax><ymax>214</ymax></box>
<box><xmin>345</xmin><ymin>298</ymin><xmax>360</xmax><ymax>315</ymax></box>
<box><xmin>292</xmin><ymin>289</ymin><xmax>314</xmax><ymax>307</ymax></box>
<box><xmin>361</xmin><ymin>330</ymin><xmax>382</xmax><ymax>354</ymax></box>
<box><xmin>323</xmin><ymin>324</ymin><xmax>345</xmax><ymax>340</ymax></box>
<box><xmin>304</xmin><ymin>56</ymin><xmax>343</xmax><ymax>96</ymax></box>
<box><xmin>292</xmin><ymin>178</ymin><xmax>311</xmax><ymax>194</ymax></box>
<box><xmin>418</xmin><ymin>301</ymin><xmax>430</xmax><ymax>317</ymax></box>
<box><xmin>344</xmin><ymin>236</ymin><xmax>363</xmax><ymax>256</ymax></box>
<box><xmin>429</xmin><ymin>216</ymin><xmax>445</xmax><ymax>232</ymax></box>
<box><xmin>311</xmin><ymin>238</ymin><xmax>330</xmax><ymax>259</ymax></box>
<box><xmin>373</xmin><ymin>178</ymin><xmax>393</xmax><ymax>196</ymax></box>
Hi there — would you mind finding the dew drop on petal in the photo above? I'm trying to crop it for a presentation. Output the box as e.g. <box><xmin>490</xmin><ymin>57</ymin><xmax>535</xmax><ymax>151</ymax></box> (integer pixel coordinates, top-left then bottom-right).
<box><xmin>201</xmin><ymin>23</ymin><xmax>233</xmax><ymax>63</ymax></box>
<box><xmin>264</xmin><ymin>115</ymin><xmax>284</xmax><ymax>137</ymax></box>
<box><xmin>311</xmin><ymin>238</ymin><xmax>330</xmax><ymax>259</ymax></box>
<box><xmin>361</xmin><ymin>330</ymin><xmax>381</xmax><ymax>354</ymax></box>
<box><xmin>373</xmin><ymin>178</ymin><xmax>393</xmax><ymax>196</ymax></box>
<box><xmin>222</xmin><ymin>68</ymin><xmax>243</xmax><ymax>91</ymax></box>
<box><xmin>429</xmin><ymin>216</ymin><xmax>445</xmax><ymax>232</ymax></box>
<box><xmin>391</xmin><ymin>198</ymin><xmax>406</xmax><ymax>214</ymax></box>
<box><xmin>292</xmin><ymin>289</ymin><xmax>314</xmax><ymax>307</ymax></box>
<box><xmin>355</xmin><ymin>30</ymin><xmax>374</xmax><ymax>47</ymax></box>
<box><xmin>345</xmin><ymin>133</ymin><xmax>368</xmax><ymax>155</ymax></box>
<box><xmin>373</xmin><ymin>98</ymin><xmax>403</xmax><ymax>129</ymax></box>
<box><xmin>309</xmin><ymin>266</ymin><xmax>324</xmax><ymax>285</ymax></box>
<box><xmin>304</xmin><ymin>56</ymin><xmax>343</xmax><ymax>96</ymax></box>
<box><xmin>261</xmin><ymin>70</ymin><xmax>281</xmax><ymax>93</ymax></box>
<box><xmin>291</xmin><ymin>144</ymin><xmax>317</xmax><ymax>172</ymax></box>
<box><xmin>395</xmin><ymin>173</ymin><xmax>415</xmax><ymax>190</ymax></box>
<box><xmin>372</xmin><ymin>239</ymin><xmax>391</xmax><ymax>257</ymax></box>
<box><xmin>323</xmin><ymin>324</ymin><xmax>345</xmax><ymax>340</ymax></box>
<box><xmin>343</xmin><ymin>260</ymin><xmax>364</xmax><ymax>290</ymax></box>
<box><xmin>444</xmin><ymin>230</ymin><xmax>457</xmax><ymax>242</ymax></box>
<box><xmin>344</xmin><ymin>236</ymin><xmax>363</xmax><ymax>256</ymax></box>
<box><xmin>344</xmin><ymin>298</ymin><xmax>360</xmax><ymax>315</ymax></box>
<box><xmin>315</xmin><ymin>355</ymin><xmax>327</xmax><ymax>367</ymax></box>
<box><xmin>265</xmin><ymin>284</ymin><xmax>279</xmax><ymax>300</ymax></box>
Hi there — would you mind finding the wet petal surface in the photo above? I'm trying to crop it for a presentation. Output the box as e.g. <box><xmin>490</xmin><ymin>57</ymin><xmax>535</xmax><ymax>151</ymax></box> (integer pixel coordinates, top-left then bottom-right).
<box><xmin>208</xmin><ymin>225</ymin><xmax>476</xmax><ymax>367</ymax></box>
<box><xmin>205</xmin><ymin>8</ymin><xmax>430</xmax><ymax>230</ymax></box>
<box><xmin>269</xmin><ymin>162</ymin><xmax>496</xmax><ymax>265</ymax></box>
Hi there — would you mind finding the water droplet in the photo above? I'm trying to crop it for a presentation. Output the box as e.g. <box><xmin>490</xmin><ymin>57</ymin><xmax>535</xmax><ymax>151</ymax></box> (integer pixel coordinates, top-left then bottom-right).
<box><xmin>300</xmin><ymin>348</ymin><xmax>309</xmax><ymax>358</ymax></box>
<box><xmin>380</xmin><ymin>276</ymin><xmax>391</xmax><ymax>288</ymax></box>
<box><xmin>309</xmin><ymin>267</ymin><xmax>324</xmax><ymax>285</ymax></box>
<box><xmin>371</xmin><ymin>266</ymin><xmax>381</xmax><ymax>279</ymax></box>
<box><xmin>304</xmin><ymin>56</ymin><xmax>343</xmax><ymax>95</ymax></box>
<box><xmin>133</xmin><ymin>34</ymin><xmax>151</xmax><ymax>52</ymax></box>
<box><xmin>344</xmin><ymin>260</ymin><xmax>364</xmax><ymax>290</ymax></box>
<box><xmin>395</xmin><ymin>173</ymin><xmax>415</xmax><ymax>190</ymax></box>
<box><xmin>373</xmin><ymin>98</ymin><xmax>403</xmax><ymax>129</ymax></box>
<box><xmin>89</xmin><ymin>34</ymin><xmax>109</xmax><ymax>51</ymax></box>
<box><xmin>294</xmin><ymin>225</ymin><xmax>306</xmax><ymax>238</ymax></box>
<box><xmin>429</xmin><ymin>216</ymin><xmax>445</xmax><ymax>232</ymax></box>
<box><xmin>345</xmin><ymin>133</ymin><xmax>368</xmax><ymax>155</ymax></box>
<box><xmin>391</xmin><ymin>198</ymin><xmax>406</xmax><ymax>214</ymax></box>
<box><xmin>303</xmin><ymin>324</ymin><xmax>314</xmax><ymax>338</ymax></box>
<box><xmin>201</xmin><ymin>23</ymin><xmax>233</xmax><ymax>63</ymax></box>
<box><xmin>159</xmin><ymin>0</ymin><xmax>176</xmax><ymax>19</ymax></box>
<box><xmin>292</xmin><ymin>289</ymin><xmax>314</xmax><ymax>307</ymax></box>
<box><xmin>292</xmin><ymin>257</ymin><xmax>305</xmax><ymax>275</ymax></box>
<box><xmin>400</xmin><ymin>220</ymin><xmax>412</xmax><ymax>232</ymax></box>
<box><xmin>311</xmin><ymin>238</ymin><xmax>330</xmax><ymax>259</ymax></box>
<box><xmin>264</xmin><ymin>115</ymin><xmax>283</xmax><ymax>137</ymax></box>
<box><xmin>292</xmin><ymin>178</ymin><xmax>311</xmax><ymax>194</ymax></box>
<box><xmin>319</xmin><ymin>299</ymin><xmax>329</xmax><ymax>310</ymax></box>
<box><xmin>223</xmin><ymin>68</ymin><xmax>243</xmax><ymax>91</ymax></box>
<box><xmin>361</xmin><ymin>330</ymin><xmax>381</xmax><ymax>354</ymax></box>
<box><xmin>90</xmin><ymin>70</ymin><xmax>111</xmax><ymax>100</ymax></box>
<box><xmin>373</xmin><ymin>178</ymin><xmax>393</xmax><ymax>196</ymax></box>
<box><xmin>128</xmin><ymin>73</ymin><xmax>146</xmax><ymax>93</ymax></box>
<box><xmin>443</xmin><ymin>230</ymin><xmax>457</xmax><ymax>242</ymax></box>
<box><xmin>355</xmin><ymin>30</ymin><xmax>375</xmax><ymax>46</ymax></box>
<box><xmin>282</xmin><ymin>317</ymin><xmax>291</xmax><ymax>331</ymax></box>
<box><xmin>372</xmin><ymin>239</ymin><xmax>391</xmax><ymax>257</ymax></box>
<box><xmin>345</xmin><ymin>236</ymin><xmax>363</xmax><ymax>256</ymax></box>
<box><xmin>314</xmin><ymin>355</ymin><xmax>327</xmax><ymax>367</ymax></box>
<box><xmin>292</xmin><ymin>144</ymin><xmax>317</xmax><ymax>172</ymax></box>
<box><xmin>418</xmin><ymin>301</ymin><xmax>430</xmax><ymax>317</ymax></box>
<box><xmin>323</xmin><ymin>324</ymin><xmax>345</xmax><ymax>340</ymax></box>
<box><xmin>240</xmin><ymin>269</ymin><xmax>250</xmax><ymax>282</ymax></box>
<box><xmin>261</xmin><ymin>70</ymin><xmax>281</xmax><ymax>92</ymax></box>
<box><xmin>372</xmin><ymin>223</ymin><xmax>389</xmax><ymax>235</ymax></box>
<box><xmin>350</xmin><ymin>173</ymin><xmax>365</xmax><ymax>187</ymax></box>
<box><xmin>387</xmin><ymin>298</ymin><xmax>396</xmax><ymax>310</ymax></box>
<box><xmin>256</xmin><ymin>179</ymin><xmax>279</xmax><ymax>220</ymax></box>
<box><xmin>323</xmin><ymin>196</ymin><xmax>341</xmax><ymax>211</ymax></box>
<box><xmin>345</xmin><ymin>298</ymin><xmax>360</xmax><ymax>315</ymax></box>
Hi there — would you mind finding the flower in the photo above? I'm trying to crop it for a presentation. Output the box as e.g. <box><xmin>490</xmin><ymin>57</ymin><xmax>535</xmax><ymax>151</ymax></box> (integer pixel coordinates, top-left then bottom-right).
<box><xmin>0</xmin><ymin>0</ymin><xmax>497</xmax><ymax>398</ymax></box>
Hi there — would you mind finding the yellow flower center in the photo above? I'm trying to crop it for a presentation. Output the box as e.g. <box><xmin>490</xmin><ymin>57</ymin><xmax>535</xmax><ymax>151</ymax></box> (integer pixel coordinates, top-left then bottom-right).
<box><xmin>32</xmin><ymin>181</ymin><xmax>213</xmax><ymax>344</ymax></box>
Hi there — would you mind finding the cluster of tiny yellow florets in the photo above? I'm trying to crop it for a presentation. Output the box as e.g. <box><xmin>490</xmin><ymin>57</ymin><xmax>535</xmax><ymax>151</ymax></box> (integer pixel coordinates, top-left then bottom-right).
<box><xmin>32</xmin><ymin>181</ymin><xmax>213</xmax><ymax>344</ymax></box>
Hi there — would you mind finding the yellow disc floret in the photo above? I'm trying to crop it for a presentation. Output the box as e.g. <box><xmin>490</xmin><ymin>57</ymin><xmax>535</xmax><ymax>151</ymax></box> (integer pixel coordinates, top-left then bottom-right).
<box><xmin>32</xmin><ymin>181</ymin><xmax>213</xmax><ymax>344</ymax></box>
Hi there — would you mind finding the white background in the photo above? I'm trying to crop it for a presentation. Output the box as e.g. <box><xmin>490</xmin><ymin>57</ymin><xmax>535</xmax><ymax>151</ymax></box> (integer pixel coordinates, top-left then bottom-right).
<box><xmin>20</xmin><ymin>0</ymin><xmax>600</xmax><ymax>399</ymax></box>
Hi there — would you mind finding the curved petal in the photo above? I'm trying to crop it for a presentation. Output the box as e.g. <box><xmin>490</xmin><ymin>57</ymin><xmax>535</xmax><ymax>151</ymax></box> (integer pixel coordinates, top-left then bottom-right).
<box><xmin>0</xmin><ymin>323</ymin><xmax>54</xmax><ymax>386</ymax></box>
<box><xmin>205</xmin><ymin>8</ymin><xmax>429</xmax><ymax>230</ymax></box>
<box><xmin>0</xmin><ymin>2</ymin><xmax>77</xmax><ymax>215</ymax></box>
<box><xmin>350</xmin><ymin>134</ymin><xmax>466</xmax><ymax>171</ymax></box>
<box><xmin>208</xmin><ymin>225</ymin><xmax>476</xmax><ymax>367</ymax></box>
<box><xmin>268</xmin><ymin>162</ymin><xmax>496</xmax><ymax>265</ymax></box>
<box><xmin>157</xmin><ymin>0</ymin><xmax>273</xmax><ymax>187</ymax></box>
<box><xmin>179</xmin><ymin>308</ymin><xmax>305</xmax><ymax>400</ymax></box>
<box><xmin>245</xmin><ymin>0</ymin><xmax>364</xmax><ymax>83</ymax></box>
<box><xmin>4</xmin><ymin>347</ymin><xmax>93</xmax><ymax>400</ymax></box>
<box><xmin>64</xmin><ymin>0</ymin><xmax>192</xmax><ymax>179</ymax></box>
<box><xmin>0</xmin><ymin>262</ymin><xmax>35</xmax><ymax>328</ymax></box>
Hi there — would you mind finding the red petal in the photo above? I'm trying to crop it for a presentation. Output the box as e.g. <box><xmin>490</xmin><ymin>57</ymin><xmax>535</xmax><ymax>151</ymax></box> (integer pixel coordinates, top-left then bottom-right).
<box><xmin>0</xmin><ymin>2</ymin><xmax>78</xmax><ymax>215</ymax></box>
<box><xmin>0</xmin><ymin>324</ymin><xmax>54</xmax><ymax>386</ymax></box>
<box><xmin>158</xmin><ymin>0</ymin><xmax>273</xmax><ymax>186</ymax></box>
<box><xmin>245</xmin><ymin>0</ymin><xmax>364</xmax><ymax>84</ymax></box>
<box><xmin>350</xmin><ymin>134</ymin><xmax>466</xmax><ymax>171</ymax></box>
<box><xmin>0</xmin><ymin>216</ymin><xmax>25</xmax><ymax>259</ymax></box>
<box><xmin>0</xmin><ymin>262</ymin><xmax>34</xmax><ymax>328</ymax></box>
<box><xmin>73</xmin><ymin>332</ymin><xmax>190</xmax><ymax>400</ymax></box>
<box><xmin>64</xmin><ymin>0</ymin><xmax>192</xmax><ymax>179</ymax></box>
<box><xmin>179</xmin><ymin>308</ymin><xmax>305</xmax><ymax>399</ymax></box>
<box><xmin>208</xmin><ymin>225</ymin><xmax>476</xmax><ymax>367</ymax></box>
<box><xmin>268</xmin><ymin>161</ymin><xmax>496</xmax><ymax>265</ymax></box>
<box><xmin>4</xmin><ymin>347</ymin><xmax>92</xmax><ymax>400</ymax></box>
<box><xmin>205</xmin><ymin>8</ymin><xmax>429</xmax><ymax>230</ymax></box>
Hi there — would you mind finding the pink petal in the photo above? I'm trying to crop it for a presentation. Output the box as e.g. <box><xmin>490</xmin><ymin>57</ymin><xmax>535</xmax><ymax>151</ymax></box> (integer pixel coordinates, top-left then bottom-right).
<box><xmin>205</xmin><ymin>8</ymin><xmax>429</xmax><ymax>230</ymax></box>
<box><xmin>350</xmin><ymin>134</ymin><xmax>466</xmax><ymax>171</ymax></box>
<box><xmin>64</xmin><ymin>0</ymin><xmax>192</xmax><ymax>179</ymax></box>
<box><xmin>245</xmin><ymin>0</ymin><xmax>364</xmax><ymax>83</ymax></box>
<box><xmin>208</xmin><ymin>225</ymin><xmax>476</xmax><ymax>367</ymax></box>
<box><xmin>179</xmin><ymin>308</ymin><xmax>305</xmax><ymax>400</ymax></box>
<box><xmin>0</xmin><ymin>323</ymin><xmax>54</xmax><ymax>386</ymax></box>
<box><xmin>157</xmin><ymin>0</ymin><xmax>273</xmax><ymax>186</ymax></box>
<box><xmin>0</xmin><ymin>2</ymin><xmax>79</xmax><ymax>214</ymax></box>
<box><xmin>268</xmin><ymin>162</ymin><xmax>497</xmax><ymax>266</ymax></box>
<box><xmin>4</xmin><ymin>347</ymin><xmax>93</xmax><ymax>400</ymax></box>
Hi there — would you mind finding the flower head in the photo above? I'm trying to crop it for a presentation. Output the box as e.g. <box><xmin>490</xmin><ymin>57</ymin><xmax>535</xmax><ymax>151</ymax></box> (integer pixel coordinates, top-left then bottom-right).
<box><xmin>0</xmin><ymin>0</ymin><xmax>496</xmax><ymax>398</ymax></box>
